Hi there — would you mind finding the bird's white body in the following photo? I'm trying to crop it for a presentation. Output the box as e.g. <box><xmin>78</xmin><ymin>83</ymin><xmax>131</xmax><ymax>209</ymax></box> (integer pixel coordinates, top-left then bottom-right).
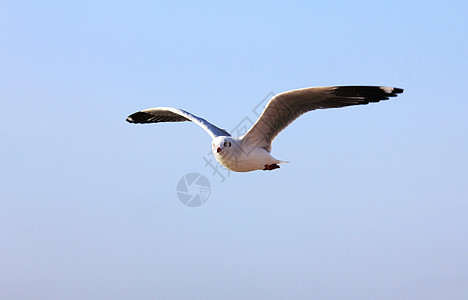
<box><xmin>211</xmin><ymin>136</ymin><xmax>285</xmax><ymax>172</ymax></box>
<box><xmin>126</xmin><ymin>86</ymin><xmax>403</xmax><ymax>172</ymax></box>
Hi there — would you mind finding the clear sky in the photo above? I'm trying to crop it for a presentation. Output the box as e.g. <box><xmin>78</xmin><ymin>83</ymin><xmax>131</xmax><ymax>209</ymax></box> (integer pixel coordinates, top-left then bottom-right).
<box><xmin>1</xmin><ymin>1</ymin><xmax>467</xmax><ymax>299</ymax></box>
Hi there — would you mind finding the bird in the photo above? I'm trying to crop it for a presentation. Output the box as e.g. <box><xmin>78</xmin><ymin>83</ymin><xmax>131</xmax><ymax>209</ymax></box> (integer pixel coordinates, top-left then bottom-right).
<box><xmin>126</xmin><ymin>86</ymin><xmax>403</xmax><ymax>172</ymax></box>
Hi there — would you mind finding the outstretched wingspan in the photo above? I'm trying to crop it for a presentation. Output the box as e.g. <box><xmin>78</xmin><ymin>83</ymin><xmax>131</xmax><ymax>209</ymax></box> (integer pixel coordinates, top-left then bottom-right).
<box><xmin>126</xmin><ymin>107</ymin><xmax>230</xmax><ymax>139</ymax></box>
<box><xmin>242</xmin><ymin>86</ymin><xmax>403</xmax><ymax>152</ymax></box>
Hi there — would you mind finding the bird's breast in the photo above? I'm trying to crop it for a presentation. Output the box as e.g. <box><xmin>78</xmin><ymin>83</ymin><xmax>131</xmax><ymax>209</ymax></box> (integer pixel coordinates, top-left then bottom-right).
<box><xmin>212</xmin><ymin>145</ymin><xmax>277</xmax><ymax>172</ymax></box>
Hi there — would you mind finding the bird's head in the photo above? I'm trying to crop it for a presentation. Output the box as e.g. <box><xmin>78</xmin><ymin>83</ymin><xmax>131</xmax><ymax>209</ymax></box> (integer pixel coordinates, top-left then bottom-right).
<box><xmin>212</xmin><ymin>136</ymin><xmax>233</xmax><ymax>155</ymax></box>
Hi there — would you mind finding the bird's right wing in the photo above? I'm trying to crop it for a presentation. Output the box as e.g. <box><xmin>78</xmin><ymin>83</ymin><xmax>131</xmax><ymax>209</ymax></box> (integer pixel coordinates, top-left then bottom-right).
<box><xmin>126</xmin><ymin>107</ymin><xmax>230</xmax><ymax>139</ymax></box>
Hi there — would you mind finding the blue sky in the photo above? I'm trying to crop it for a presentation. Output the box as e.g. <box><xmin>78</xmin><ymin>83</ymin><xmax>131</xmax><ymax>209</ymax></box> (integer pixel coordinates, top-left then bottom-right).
<box><xmin>1</xmin><ymin>1</ymin><xmax>467</xmax><ymax>299</ymax></box>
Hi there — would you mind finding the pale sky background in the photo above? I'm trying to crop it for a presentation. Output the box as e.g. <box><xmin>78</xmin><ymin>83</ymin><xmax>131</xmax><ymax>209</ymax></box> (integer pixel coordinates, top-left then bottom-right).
<box><xmin>1</xmin><ymin>1</ymin><xmax>467</xmax><ymax>299</ymax></box>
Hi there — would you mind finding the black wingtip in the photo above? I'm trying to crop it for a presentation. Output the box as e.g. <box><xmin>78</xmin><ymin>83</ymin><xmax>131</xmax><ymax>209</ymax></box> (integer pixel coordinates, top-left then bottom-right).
<box><xmin>125</xmin><ymin>111</ymin><xmax>154</xmax><ymax>124</ymax></box>
<box><xmin>393</xmin><ymin>87</ymin><xmax>404</xmax><ymax>94</ymax></box>
<box><xmin>378</xmin><ymin>86</ymin><xmax>404</xmax><ymax>96</ymax></box>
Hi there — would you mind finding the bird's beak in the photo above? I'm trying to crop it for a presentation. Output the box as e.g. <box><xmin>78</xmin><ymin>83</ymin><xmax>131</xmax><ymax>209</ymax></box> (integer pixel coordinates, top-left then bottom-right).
<box><xmin>217</xmin><ymin>147</ymin><xmax>222</xmax><ymax>153</ymax></box>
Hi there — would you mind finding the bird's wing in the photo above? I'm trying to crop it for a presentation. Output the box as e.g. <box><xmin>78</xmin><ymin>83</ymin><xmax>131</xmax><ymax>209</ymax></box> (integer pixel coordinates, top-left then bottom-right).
<box><xmin>242</xmin><ymin>86</ymin><xmax>403</xmax><ymax>152</ymax></box>
<box><xmin>126</xmin><ymin>107</ymin><xmax>231</xmax><ymax>139</ymax></box>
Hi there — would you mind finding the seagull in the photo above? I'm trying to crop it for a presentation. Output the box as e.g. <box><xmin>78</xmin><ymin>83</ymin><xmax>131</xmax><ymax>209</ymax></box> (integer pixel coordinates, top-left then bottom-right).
<box><xmin>126</xmin><ymin>86</ymin><xmax>403</xmax><ymax>172</ymax></box>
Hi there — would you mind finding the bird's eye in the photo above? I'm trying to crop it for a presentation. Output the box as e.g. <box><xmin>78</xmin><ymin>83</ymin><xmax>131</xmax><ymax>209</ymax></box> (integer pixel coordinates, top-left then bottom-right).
<box><xmin>229</xmin><ymin>141</ymin><xmax>231</xmax><ymax>147</ymax></box>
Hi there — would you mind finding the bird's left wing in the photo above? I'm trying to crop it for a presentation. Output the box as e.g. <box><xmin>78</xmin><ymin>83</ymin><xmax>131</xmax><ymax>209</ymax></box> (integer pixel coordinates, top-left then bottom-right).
<box><xmin>126</xmin><ymin>107</ymin><xmax>230</xmax><ymax>139</ymax></box>
<box><xmin>242</xmin><ymin>86</ymin><xmax>403</xmax><ymax>152</ymax></box>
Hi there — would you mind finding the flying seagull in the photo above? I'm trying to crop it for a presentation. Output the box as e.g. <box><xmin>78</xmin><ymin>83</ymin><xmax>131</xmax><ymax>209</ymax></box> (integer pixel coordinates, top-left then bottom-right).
<box><xmin>126</xmin><ymin>86</ymin><xmax>403</xmax><ymax>172</ymax></box>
